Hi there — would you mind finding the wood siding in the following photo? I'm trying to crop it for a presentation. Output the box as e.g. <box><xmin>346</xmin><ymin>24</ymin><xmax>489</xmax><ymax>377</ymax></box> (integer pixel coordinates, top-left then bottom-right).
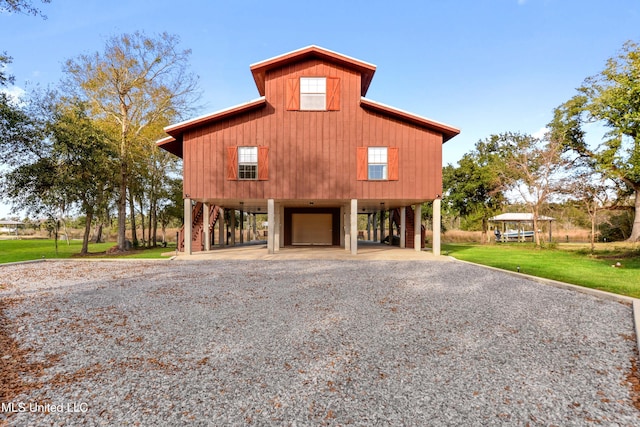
<box><xmin>182</xmin><ymin>59</ymin><xmax>443</xmax><ymax>202</ymax></box>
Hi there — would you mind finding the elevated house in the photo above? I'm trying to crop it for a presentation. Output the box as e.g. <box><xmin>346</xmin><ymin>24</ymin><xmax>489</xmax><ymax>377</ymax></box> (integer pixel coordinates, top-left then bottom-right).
<box><xmin>158</xmin><ymin>46</ymin><xmax>459</xmax><ymax>255</ymax></box>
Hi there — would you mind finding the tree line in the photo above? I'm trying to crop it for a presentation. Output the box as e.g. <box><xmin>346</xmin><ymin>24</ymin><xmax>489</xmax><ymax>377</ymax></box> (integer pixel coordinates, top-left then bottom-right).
<box><xmin>443</xmin><ymin>41</ymin><xmax>640</xmax><ymax>249</ymax></box>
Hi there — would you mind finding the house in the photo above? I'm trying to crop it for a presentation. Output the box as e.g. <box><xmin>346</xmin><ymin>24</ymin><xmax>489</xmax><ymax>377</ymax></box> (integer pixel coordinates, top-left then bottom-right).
<box><xmin>157</xmin><ymin>46</ymin><xmax>459</xmax><ymax>255</ymax></box>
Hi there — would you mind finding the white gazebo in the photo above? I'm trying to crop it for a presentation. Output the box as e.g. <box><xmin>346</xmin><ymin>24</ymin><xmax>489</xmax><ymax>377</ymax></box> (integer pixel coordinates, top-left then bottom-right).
<box><xmin>0</xmin><ymin>220</ymin><xmax>24</xmax><ymax>237</ymax></box>
<box><xmin>489</xmin><ymin>213</ymin><xmax>554</xmax><ymax>242</ymax></box>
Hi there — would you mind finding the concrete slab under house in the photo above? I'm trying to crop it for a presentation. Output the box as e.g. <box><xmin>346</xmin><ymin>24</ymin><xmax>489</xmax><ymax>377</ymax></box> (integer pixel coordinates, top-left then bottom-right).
<box><xmin>157</xmin><ymin>45</ymin><xmax>460</xmax><ymax>256</ymax></box>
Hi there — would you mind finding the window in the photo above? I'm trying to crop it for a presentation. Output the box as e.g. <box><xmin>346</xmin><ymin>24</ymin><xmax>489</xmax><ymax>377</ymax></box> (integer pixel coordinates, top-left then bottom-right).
<box><xmin>300</xmin><ymin>77</ymin><xmax>326</xmax><ymax>110</ymax></box>
<box><xmin>238</xmin><ymin>147</ymin><xmax>258</xmax><ymax>180</ymax></box>
<box><xmin>368</xmin><ymin>147</ymin><xmax>388</xmax><ymax>180</ymax></box>
<box><xmin>286</xmin><ymin>77</ymin><xmax>340</xmax><ymax>111</ymax></box>
<box><xmin>227</xmin><ymin>146</ymin><xmax>269</xmax><ymax>181</ymax></box>
<box><xmin>357</xmin><ymin>147</ymin><xmax>398</xmax><ymax>181</ymax></box>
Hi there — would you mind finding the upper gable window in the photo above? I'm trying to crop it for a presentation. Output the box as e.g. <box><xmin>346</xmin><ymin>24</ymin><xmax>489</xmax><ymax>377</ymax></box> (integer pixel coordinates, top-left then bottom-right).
<box><xmin>300</xmin><ymin>77</ymin><xmax>326</xmax><ymax>110</ymax></box>
<box><xmin>286</xmin><ymin>77</ymin><xmax>340</xmax><ymax>111</ymax></box>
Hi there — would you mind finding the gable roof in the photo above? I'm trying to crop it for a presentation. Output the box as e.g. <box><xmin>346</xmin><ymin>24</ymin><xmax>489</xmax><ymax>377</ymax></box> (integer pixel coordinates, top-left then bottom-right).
<box><xmin>158</xmin><ymin>47</ymin><xmax>460</xmax><ymax>157</ymax></box>
<box><xmin>158</xmin><ymin>97</ymin><xmax>267</xmax><ymax>157</ymax></box>
<box><xmin>360</xmin><ymin>98</ymin><xmax>460</xmax><ymax>142</ymax></box>
<box><xmin>250</xmin><ymin>45</ymin><xmax>377</xmax><ymax>97</ymax></box>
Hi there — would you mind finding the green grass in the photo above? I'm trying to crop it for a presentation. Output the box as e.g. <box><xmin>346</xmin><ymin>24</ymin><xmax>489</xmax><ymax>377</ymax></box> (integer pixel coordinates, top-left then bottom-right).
<box><xmin>0</xmin><ymin>239</ymin><xmax>174</xmax><ymax>264</ymax></box>
<box><xmin>443</xmin><ymin>243</ymin><xmax>640</xmax><ymax>299</ymax></box>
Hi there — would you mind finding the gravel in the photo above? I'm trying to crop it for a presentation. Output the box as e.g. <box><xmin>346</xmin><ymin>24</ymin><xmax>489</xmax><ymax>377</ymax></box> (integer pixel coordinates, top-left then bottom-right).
<box><xmin>1</xmin><ymin>259</ymin><xmax>638</xmax><ymax>426</ymax></box>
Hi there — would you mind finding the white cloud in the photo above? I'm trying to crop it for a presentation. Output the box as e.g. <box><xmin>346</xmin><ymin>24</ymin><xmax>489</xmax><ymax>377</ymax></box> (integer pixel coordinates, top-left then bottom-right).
<box><xmin>0</xmin><ymin>85</ymin><xmax>26</xmax><ymax>104</ymax></box>
<box><xmin>532</xmin><ymin>127</ymin><xmax>549</xmax><ymax>139</ymax></box>
<box><xmin>518</xmin><ymin>0</ymin><xmax>527</xmax><ymax>5</ymax></box>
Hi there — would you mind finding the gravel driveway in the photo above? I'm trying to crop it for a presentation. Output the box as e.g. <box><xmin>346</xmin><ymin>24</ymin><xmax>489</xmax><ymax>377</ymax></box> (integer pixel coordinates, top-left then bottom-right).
<box><xmin>1</xmin><ymin>259</ymin><xmax>638</xmax><ymax>426</ymax></box>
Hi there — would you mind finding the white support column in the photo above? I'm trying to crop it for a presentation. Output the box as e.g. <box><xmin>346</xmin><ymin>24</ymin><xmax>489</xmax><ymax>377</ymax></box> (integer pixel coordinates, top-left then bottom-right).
<box><xmin>400</xmin><ymin>207</ymin><xmax>406</xmax><ymax>249</ymax></box>
<box><xmin>344</xmin><ymin>203</ymin><xmax>351</xmax><ymax>252</ymax></box>
<box><xmin>275</xmin><ymin>203</ymin><xmax>281</xmax><ymax>252</ymax></box>
<box><xmin>267</xmin><ymin>199</ymin><xmax>275</xmax><ymax>254</ymax></box>
<box><xmin>183</xmin><ymin>198</ymin><xmax>192</xmax><ymax>255</ymax></box>
<box><xmin>203</xmin><ymin>202</ymin><xmax>211</xmax><ymax>251</ymax></box>
<box><xmin>350</xmin><ymin>199</ymin><xmax>358</xmax><ymax>255</ymax></box>
<box><xmin>414</xmin><ymin>204</ymin><xmax>422</xmax><ymax>252</ymax></box>
<box><xmin>433</xmin><ymin>198</ymin><xmax>441</xmax><ymax>256</ymax></box>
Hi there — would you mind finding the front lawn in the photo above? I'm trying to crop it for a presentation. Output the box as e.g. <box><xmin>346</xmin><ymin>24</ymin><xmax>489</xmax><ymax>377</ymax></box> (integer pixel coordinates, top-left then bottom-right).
<box><xmin>0</xmin><ymin>239</ymin><xmax>173</xmax><ymax>264</ymax></box>
<box><xmin>443</xmin><ymin>242</ymin><xmax>640</xmax><ymax>299</ymax></box>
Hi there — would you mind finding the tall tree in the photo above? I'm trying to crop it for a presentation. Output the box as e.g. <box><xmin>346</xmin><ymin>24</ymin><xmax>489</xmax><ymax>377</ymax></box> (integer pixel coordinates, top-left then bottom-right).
<box><xmin>63</xmin><ymin>31</ymin><xmax>199</xmax><ymax>251</ymax></box>
<box><xmin>499</xmin><ymin>132</ymin><xmax>569</xmax><ymax>247</ymax></box>
<box><xmin>52</xmin><ymin>100</ymin><xmax>116</xmax><ymax>254</ymax></box>
<box><xmin>550</xmin><ymin>40</ymin><xmax>640</xmax><ymax>241</ymax></box>
<box><xmin>443</xmin><ymin>135</ymin><xmax>509</xmax><ymax>243</ymax></box>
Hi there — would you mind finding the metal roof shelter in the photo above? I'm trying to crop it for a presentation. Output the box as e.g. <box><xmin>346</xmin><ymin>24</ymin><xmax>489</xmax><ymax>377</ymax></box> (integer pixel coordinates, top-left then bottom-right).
<box><xmin>489</xmin><ymin>213</ymin><xmax>554</xmax><ymax>242</ymax></box>
<box><xmin>0</xmin><ymin>220</ymin><xmax>24</xmax><ymax>237</ymax></box>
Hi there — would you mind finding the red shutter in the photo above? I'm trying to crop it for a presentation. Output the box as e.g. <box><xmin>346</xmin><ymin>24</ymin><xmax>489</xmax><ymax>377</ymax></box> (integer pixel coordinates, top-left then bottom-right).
<box><xmin>388</xmin><ymin>147</ymin><xmax>399</xmax><ymax>180</ymax></box>
<box><xmin>357</xmin><ymin>147</ymin><xmax>368</xmax><ymax>180</ymax></box>
<box><xmin>226</xmin><ymin>146</ymin><xmax>238</xmax><ymax>180</ymax></box>
<box><xmin>326</xmin><ymin>77</ymin><xmax>340</xmax><ymax>111</ymax></box>
<box><xmin>258</xmin><ymin>146</ymin><xmax>269</xmax><ymax>180</ymax></box>
<box><xmin>285</xmin><ymin>78</ymin><xmax>300</xmax><ymax>110</ymax></box>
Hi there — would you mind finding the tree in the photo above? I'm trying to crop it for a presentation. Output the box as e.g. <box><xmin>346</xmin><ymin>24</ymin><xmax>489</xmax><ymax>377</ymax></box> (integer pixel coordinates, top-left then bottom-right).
<box><xmin>0</xmin><ymin>0</ymin><xmax>51</xmax><ymax>17</ymax></box>
<box><xmin>51</xmin><ymin>100</ymin><xmax>116</xmax><ymax>254</ymax></box>
<box><xmin>0</xmin><ymin>89</ymin><xmax>67</xmax><ymax>253</ymax></box>
<box><xmin>443</xmin><ymin>135</ymin><xmax>509</xmax><ymax>243</ymax></box>
<box><xmin>499</xmin><ymin>132</ymin><xmax>569</xmax><ymax>247</ymax></box>
<box><xmin>550</xmin><ymin>40</ymin><xmax>640</xmax><ymax>242</ymax></box>
<box><xmin>1</xmin><ymin>89</ymin><xmax>116</xmax><ymax>254</ymax></box>
<box><xmin>0</xmin><ymin>53</ymin><xmax>15</xmax><ymax>87</ymax></box>
<box><xmin>63</xmin><ymin>31</ymin><xmax>199</xmax><ymax>251</ymax></box>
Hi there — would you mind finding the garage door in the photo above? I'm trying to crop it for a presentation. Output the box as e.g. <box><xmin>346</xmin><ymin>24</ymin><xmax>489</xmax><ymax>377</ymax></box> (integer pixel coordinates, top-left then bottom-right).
<box><xmin>291</xmin><ymin>213</ymin><xmax>333</xmax><ymax>245</ymax></box>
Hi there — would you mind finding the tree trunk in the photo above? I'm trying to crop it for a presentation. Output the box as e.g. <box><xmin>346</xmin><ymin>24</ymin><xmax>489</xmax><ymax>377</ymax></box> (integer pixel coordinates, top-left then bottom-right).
<box><xmin>54</xmin><ymin>218</ymin><xmax>59</xmax><ymax>256</ymax></box>
<box><xmin>129</xmin><ymin>190</ymin><xmax>138</xmax><ymax>248</ymax></box>
<box><xmin>117</xmin><ymin>163</ymin><xmax>128</xmax><ymax>251</ymax></box>
<box><xmin>81</xmin><ymin>207</ymin><xmax>93</xmax><ymax>255</ymax></box>
<box><xmin>590</xmin><ymin>209</ymin><xmax>596</xmax><ymax>253</ymax></box>
<box><xmin>139</xmin><ymin>196</ymin><xmax>146</xmax><ymax>248</ymax></box>
<box><xmin>628</xmin><ymin>187</ymin><xmax>640</xmax><ymax>242</ymax></box>
<box><xmin>151</xmin><ymin>198</ymin><xmax>157</xmax><ymax>247</ymax></box>
<box><xmin>532</xmin><ymin>207</ymin><xmax>541</xmax><ymax>247</ymax></box>
<box><xmin>481</xmin><ymin>217</ymin><xmax>488</xmax><ymax>244</ymax></box>
<box><xmin>93</xmin><ymin>222</ymin><xmax>103</xmax><ymax>244</ymax></box>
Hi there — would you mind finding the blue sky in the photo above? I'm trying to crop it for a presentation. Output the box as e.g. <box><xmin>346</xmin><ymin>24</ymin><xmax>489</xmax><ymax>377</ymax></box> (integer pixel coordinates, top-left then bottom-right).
<box><xmin>1</xmin><ymin>0</ymin><xmax>639</xmax><ymax>218</ymax></box>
